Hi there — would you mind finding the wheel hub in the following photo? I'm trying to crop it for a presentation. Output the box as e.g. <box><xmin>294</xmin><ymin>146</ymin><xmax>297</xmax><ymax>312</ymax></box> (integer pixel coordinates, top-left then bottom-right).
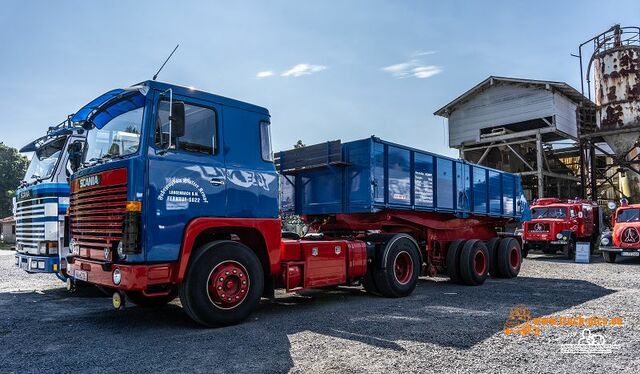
<box><xmin>394</xmin><ymin>251</ymin><xmax>413</xmax><ymax>285</ymax></box>
<box><xmin>208</xmin><ymin>261</ymin><xmax>249</xmax><ymax>309</ymax></box>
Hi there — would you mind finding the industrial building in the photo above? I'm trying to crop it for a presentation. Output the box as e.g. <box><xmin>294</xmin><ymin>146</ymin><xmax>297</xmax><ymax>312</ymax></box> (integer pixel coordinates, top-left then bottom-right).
<box><xmin>434</xmin><ymin>76</ymin><xmax>592</xmax><ymax>200</ymax></box>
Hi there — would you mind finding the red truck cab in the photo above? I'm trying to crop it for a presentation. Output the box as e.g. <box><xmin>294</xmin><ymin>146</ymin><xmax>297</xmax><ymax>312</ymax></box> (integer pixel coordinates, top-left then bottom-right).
<box><xmin>599</xmin><ymin>201</ymin><xmax>640</xmax><ymax>263</ymax></box>
<box><xmin>522</xmin><ymin>198</ymin><xmax>600</xmax><ymax>259</ymax></box>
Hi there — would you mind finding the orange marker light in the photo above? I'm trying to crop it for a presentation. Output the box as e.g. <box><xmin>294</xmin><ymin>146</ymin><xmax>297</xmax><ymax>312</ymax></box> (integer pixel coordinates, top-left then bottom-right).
<box><xmin>126</xmin><ymin>201</ymin><xmax>142</xmax><ymax>212</ymax></box>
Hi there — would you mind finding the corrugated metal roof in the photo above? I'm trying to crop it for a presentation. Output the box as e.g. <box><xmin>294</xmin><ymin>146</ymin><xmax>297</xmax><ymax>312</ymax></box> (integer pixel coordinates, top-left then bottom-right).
<box><xmin>434</xmin><ymin>76</ymin><xmax>593</xmax><ymax>118</ymax></box>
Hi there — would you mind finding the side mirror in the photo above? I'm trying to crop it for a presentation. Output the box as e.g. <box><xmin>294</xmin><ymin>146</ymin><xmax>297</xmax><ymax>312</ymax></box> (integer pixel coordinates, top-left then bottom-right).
<box><xmin>68</xmin><ymin>141</ymin><xmax>83</xmax><ymax>172</ymax></box>
<box><xmin>170</xmin><ymin>101</ymin><xmax>185</xmax><ymax>139</ymax></box>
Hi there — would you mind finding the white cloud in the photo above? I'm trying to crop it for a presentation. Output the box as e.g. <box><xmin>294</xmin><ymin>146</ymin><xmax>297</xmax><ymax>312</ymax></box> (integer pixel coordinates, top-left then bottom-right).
<box><xmin>413</xmin><ymin>50</ymin><xmax>439</xmax><ymax>57</ymax></box>
<box><xmin>256</xmin><ymin>71</ymin><xmax>274</xmax><ymax>78</ymax></box>
<box><xmin>412</xmin><ymin>65</ymin><xmax>442</xmax><ymax>79</ymax></box>
<box><xmin>382</xmin><ymin>59</ymin><xmax>442</xmax><ymax>79</ymax></box>
<box><xmin>281</xmin><ymin>63</ymin><xmax>327</xmax><ymax>77</ymax></box>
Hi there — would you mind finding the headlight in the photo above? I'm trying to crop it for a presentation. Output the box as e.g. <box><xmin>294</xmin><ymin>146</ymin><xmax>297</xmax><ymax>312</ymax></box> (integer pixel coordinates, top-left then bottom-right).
<box><xmin>601</xmin><ymin>237</ymin><xmax>610</xmax><ymax>246</ymax></box>
<box><xmin>38</xmin><ymin>242</ymin><xmax>48</xmax><ymax>255</ymax></box>
<box><xmin>556</xmin><ymin>233</ymin><xmax>563</xmax><ymax>239</ymax></box>
<box><xmin>112</xmin><ymin>268</ymin><xmax>122</xmax><ymax>285</ymax></box>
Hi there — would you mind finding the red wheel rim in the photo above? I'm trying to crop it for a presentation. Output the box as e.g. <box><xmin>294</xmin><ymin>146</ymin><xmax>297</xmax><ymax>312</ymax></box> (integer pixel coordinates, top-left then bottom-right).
<box><xmin>207</xmin><ymin>261</ymin><xmax>250</xmax><ymax>310</ymax></box>
<box><xmin>509</xmin><ymin>246</ymin><xmax>520</xmax><ymax>269</ymax></box>
<box><xmin>474</xmin><ymin>249</ymin><xmax>487</xmax><ymax>275</ymax></box>
<box><xmin>394</xmin><ymin>251</ymin><xmax>413</xmax><ymax>285</ymax></box>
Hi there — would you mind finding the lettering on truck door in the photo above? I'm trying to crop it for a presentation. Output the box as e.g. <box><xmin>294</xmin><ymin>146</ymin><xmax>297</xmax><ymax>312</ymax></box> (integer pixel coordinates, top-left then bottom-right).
<box><xmin>147</xmin><ymin>95</ymin><xmax>227</xmax><ymax>262</ymax></box>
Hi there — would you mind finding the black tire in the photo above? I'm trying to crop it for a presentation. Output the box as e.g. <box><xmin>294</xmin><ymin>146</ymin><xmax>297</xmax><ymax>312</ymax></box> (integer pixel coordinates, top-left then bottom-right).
<box><xmin>563</xmin><ymin>239</ymin><xmax>576</xmax><ymax>260</ymax></box>
<box><xmin>496</xmin><ymin>238</ymin><xmax>521</xmax><ymax>278</ymax></box>
<box><xmin>459</xmin><ymin>240</ymin><xmax>489</xmax><ymax>286</ymax></box>
<box><xmin>180</xmin><ymin>241</ymin><xmax>264</xmax><ymax>327</ymax></box>
<box><xmin>446</xmin><ymin>240</ymin><xmax>466</xmax><ymax>283</ymax></box>
<box><xmin>486</xmin><ymin>238</ymin><xmax>501</xmax><ymax>276</ymax></box>
<box><xmin>126</xmin><ymin>289</ymin><xmax>178</xmax><ymax>308</ymax></box>
<box><xmin>603</xmin><ymin>251</ymin><xmax>617</xmax><ymax>263</ymax></box>
<box><xmin>371</xmin><ymin>234</ymin><xmax>421</xmax><ymax>298</ymax></box>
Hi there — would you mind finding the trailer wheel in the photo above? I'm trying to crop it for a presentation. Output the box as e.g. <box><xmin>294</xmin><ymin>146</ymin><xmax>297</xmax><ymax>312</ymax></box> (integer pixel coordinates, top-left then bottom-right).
<box><xmin>459</xmin><ymin>240</ymin><xmax>489</xmax><ymax>286</ymax></box>
<box><xmin>496</xmin><ymin>238</ymin><xmax>521</xmax><ymax>278</ymax></box>
<box><xmin>126</xmin><ymin>289</ymin><xmax>178</xmax><ymax>308</ymax></box>
<box><xmin>445</xmin><ymin>240</ymin><xmax>466</xmax><ymax>284</ymax></box>
<box><xmin>486</xmin><ymin>238</ymin><xmax>501</xmax><ymax>277</ymax></box>
<box><xmin>180</xmin><ymin>241</ymin><xmax>264</xmax><ymax>327</ymax></box>
<box><xmin>603</xmin><ymin>251</ymin><xmax>617</xmax><ymax>263</ymax></box>
<box><xmin>373</xmin><ymin>234</ymin><xmax>421</xmax><ymax>298</ymax></box>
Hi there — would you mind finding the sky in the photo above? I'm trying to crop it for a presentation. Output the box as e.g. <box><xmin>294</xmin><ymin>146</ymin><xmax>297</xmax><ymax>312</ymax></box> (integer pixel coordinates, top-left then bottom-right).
<box><xmin>1</xmin><ymin>0</ymin><xmax>639</xmax><ymax>158</ymax></box>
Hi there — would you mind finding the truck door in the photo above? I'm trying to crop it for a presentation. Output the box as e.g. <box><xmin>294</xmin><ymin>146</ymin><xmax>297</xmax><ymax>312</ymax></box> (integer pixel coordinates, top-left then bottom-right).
<box><xmin>581</xmin><ymin>205</ymin><xmax>593</xmax><ymax>237</ymax></box>
<box><xmin>146</xmin><ymin>94</ymin><xmax>226</xmax><ymax>262</ymax></box>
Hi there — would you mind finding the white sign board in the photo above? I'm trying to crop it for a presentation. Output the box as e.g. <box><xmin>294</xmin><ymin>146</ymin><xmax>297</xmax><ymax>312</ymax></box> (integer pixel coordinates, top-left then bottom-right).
<box><xmin>575</xmin><ymin>242</ymin><xmax>591</xmax><ymax>263</ymax></box>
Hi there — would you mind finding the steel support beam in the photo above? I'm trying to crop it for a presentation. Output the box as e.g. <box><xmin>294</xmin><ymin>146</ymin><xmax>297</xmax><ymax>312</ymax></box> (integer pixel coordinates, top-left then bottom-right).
<box><xmin>536</xmin><ymin>132</ymin><xmax>544</xmax><ymax>198</ymax></box>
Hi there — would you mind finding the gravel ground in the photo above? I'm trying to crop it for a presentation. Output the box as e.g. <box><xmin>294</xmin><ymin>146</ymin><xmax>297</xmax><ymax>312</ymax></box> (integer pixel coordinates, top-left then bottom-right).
<box><xmin>1</xmin><ymin>249</ymin><xmax>639</xmax><ymax>373</ymax></box>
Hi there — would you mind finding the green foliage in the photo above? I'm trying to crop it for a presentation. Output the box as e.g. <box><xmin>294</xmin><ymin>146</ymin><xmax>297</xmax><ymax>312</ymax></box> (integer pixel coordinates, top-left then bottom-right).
<box><xmin>0</xmin><ymin>143</ymin><xmax>28</xmax><ymax>217</ymax></box>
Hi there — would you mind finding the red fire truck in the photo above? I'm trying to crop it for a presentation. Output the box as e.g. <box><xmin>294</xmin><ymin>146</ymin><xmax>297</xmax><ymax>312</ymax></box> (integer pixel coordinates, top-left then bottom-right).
<box><xmin>522</xmin><ymin>198</ymin><xmax>600</xmax><ymax>259</ymax></box>
<box><xmin>599</xmin><ymin>200</ymin><xmax>640</xmax><ymax>263</ymax></box>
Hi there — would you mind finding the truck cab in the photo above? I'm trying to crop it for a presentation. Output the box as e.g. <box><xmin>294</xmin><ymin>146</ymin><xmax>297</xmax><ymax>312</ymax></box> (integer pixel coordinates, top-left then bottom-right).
<box><xmin>599</xmin><ymin>200</ymin><xmax>640</xmax><ymax>263</ymax></box>
<box><xmin>14</xmin><ymin>120</ymin><xmax>86</xmax><ymax>278</ymax></box>
<box><xmin>522</xmin><ymin>198</ymin><xmax>600</xmax><ymax>259</ymax></box>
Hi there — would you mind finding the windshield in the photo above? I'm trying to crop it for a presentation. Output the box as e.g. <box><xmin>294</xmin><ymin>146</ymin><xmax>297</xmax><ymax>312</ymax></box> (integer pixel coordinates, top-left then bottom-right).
<box><xmin>531</xmin><ymin>206</ymin><xmax>567</xmax><ymax>219</ymax></box>
<box><xmin>84</xmin><ymin>106</ymin><xmax>143</xmax><ymax>163</ymax></box>
<box><xmin>617</xmin><ymin>208</ymin><xmax>640</xmax><ymax>223</ymax></box>
<box><xmin>24</xmin><ymin>136</ymin><xmax>67</xmax><ymax>183</ymax></box>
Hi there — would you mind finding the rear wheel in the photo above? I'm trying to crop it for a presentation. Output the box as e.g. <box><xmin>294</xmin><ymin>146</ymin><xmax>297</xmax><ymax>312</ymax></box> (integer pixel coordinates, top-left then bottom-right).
<box><xmin>496</xmin><ymin>238</ymin><xmax>521</xmax><ymax>278</ymax></box>
<box><xmin>126</xmin><ymin>289</ymin><xmax>178</xmax><ymax>308</ymax></box>
<box><xmin>446</xmin><ymin>240</ymin><xmax>466</xmax><ymax>284</ymax></box>
<box><xmin>181</xmin><ymin>241</ymin><xmax>264</xmax><ymax>327</ymax></box>
<box><xmin>603</xmin><ymin>251</ymin><xmax>617</xmax><ymax>263</ymax></box>
<box><xmin>371</xmin><ymin>234</ymin><xmax>421</xmax><ymax>298</ymax></box>
<box><xmin>459</xmin><ymin>240</ymin><xmax>489</xmax><ymax>286</ymax></box>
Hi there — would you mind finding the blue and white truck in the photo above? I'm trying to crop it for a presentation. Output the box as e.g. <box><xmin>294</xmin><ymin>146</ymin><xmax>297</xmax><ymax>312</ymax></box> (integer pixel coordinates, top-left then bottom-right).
<box><xmin>14</xmin><ymin>119</ymin><xmax>85</xmax><ymax>280</ymax></box>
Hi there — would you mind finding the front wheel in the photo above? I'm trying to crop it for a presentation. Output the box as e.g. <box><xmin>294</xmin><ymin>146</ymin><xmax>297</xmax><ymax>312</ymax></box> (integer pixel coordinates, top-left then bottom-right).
<box><xmin>459</xmin><ymin>240</ymin><xmax>489</xmax><ymax>286</ymax></box>
<box><xmin>180</xmin><ymin>241</ymin><xmax>264</xmax><ymax>327</ymax></box>
<box><xmin>603</xmin><ymin>251</ymin><xmax>617</xmax><ymax>263</ymax></box>
<box><xmin>563</xmin><ymin>239</ymin><xmax>576</xmax><ymax>260</ymax></box>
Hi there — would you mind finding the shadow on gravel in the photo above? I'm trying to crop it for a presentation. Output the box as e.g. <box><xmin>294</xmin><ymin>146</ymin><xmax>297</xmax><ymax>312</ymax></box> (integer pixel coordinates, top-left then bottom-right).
<box><xmin>0</xmin><ymin>276</ymin><xmax>616</xmax><ymax>372</ymax></box>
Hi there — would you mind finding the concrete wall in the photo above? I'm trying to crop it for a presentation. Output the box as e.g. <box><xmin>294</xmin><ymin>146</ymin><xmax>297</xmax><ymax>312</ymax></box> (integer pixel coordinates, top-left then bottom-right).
<box><xmin>1</xmin><ymin>222</ymin><xmax>15</xmax><ymax>243</ymax></box>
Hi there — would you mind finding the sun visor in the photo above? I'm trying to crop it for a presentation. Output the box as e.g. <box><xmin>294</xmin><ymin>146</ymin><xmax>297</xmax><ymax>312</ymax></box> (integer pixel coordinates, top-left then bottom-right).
<box><xmin>71</xmin><ymin>85</ymin><xmax>148</xmax><ymax>129</ymax></box>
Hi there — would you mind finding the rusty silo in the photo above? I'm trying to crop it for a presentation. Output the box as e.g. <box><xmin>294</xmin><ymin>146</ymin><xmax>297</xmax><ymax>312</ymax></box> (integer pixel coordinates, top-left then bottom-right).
<box><xmin>578</xmin><ymin>25</ymin><xmax>640</xmax><ymax>202</ymax></box>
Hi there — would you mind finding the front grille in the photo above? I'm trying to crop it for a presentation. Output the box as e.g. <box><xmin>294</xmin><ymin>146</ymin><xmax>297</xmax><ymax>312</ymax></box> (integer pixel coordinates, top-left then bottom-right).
<box><xmin>527</xmin><ymin>222</ymin><xmax>549</xmax><ymax>232</ymax></box>
<box><xmin>15</xmin><ymin>199</ymin><xmax>47</xmax><ymax>253</ymax></box>
<box><xmin>70</xmin><ymin>170</ymin><xmax>128</xmax><ymax>256</ymax></box>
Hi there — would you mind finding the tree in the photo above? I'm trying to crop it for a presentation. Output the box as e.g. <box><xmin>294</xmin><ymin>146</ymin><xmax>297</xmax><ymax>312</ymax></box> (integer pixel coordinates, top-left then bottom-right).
<box><xmin>0</xmin><ymin>143</ymin><xmax>28</xmax><ymax>217</ymax></box>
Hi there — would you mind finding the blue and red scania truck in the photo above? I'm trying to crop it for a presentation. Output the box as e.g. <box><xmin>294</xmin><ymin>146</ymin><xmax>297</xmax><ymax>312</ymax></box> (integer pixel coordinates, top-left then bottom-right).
<box><xmin>65</xmin><ymin>81</ymin><xmax>527</xmax><ymax>326</ymax></box>
<box><xmin>14</xmin><ymin>119</ymin><xmax>85</xmax><ymax>279</ymax></box>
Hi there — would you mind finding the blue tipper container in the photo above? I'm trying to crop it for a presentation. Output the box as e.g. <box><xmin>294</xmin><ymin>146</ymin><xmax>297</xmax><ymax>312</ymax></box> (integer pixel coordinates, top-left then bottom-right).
<box><xmin>276</xmin><ymin>137</ymin><xmax>524</xmax><ymax>219</ymax></box>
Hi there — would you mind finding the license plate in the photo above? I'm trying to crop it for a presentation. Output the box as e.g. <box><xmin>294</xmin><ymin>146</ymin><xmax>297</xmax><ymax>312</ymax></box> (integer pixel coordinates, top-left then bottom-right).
<box><xmin>74</xmin><ymin>269</ymin><xmax>88</xmax><ymax>281</ymax></box>
<box><xmin>621</xmin><ymin>252</ymin><xmax>640</xmax><ymax>257</ymax></box>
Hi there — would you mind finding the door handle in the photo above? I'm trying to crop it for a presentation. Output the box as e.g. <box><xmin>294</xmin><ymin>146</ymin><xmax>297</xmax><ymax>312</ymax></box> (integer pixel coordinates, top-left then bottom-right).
<box><xmin>210</xmin><ymin>177</ymin><xmax>225</xmax><ymax>186</ymax></box>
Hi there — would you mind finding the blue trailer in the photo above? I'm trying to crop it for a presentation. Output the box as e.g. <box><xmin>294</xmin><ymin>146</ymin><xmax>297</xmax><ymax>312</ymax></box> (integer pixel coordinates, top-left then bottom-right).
<box><xmin>278</xmin><ymin>136</ymin><xmax>524</xmax><ymax>219</ymax></box>
<box><xmin>65</xmin><ymin>81</ymin><xmax>526</xmax><ymax>327</ymax></box>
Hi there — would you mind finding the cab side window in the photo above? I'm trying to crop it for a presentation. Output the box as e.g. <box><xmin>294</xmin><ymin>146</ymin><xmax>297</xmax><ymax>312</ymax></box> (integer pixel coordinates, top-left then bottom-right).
<box><xmin>155</xmin><ymin>100</ymin><xmax>216</xmax><ymax>155</ymax></box>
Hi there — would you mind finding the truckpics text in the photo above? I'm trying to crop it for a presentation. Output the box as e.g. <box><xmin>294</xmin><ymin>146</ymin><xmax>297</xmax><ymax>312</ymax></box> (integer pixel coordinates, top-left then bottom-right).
<box><xmin>14</xmin><ymin>119</ymin><xmax>85</xmax><ymax>279</ymax></box>
<box><xmin>600</xmin><ymin>199</ymin><xmax>640</xmax><ymax>262</ymax></box>
<box><xmin>522</xmin><ymin>198</ymin><xmax>601</xmax><ymax>259</ymax></box>
<box><xmin>66</xmin><ymin>81</ymin><xmax>527</xmax><ymax>326</ymax></box>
